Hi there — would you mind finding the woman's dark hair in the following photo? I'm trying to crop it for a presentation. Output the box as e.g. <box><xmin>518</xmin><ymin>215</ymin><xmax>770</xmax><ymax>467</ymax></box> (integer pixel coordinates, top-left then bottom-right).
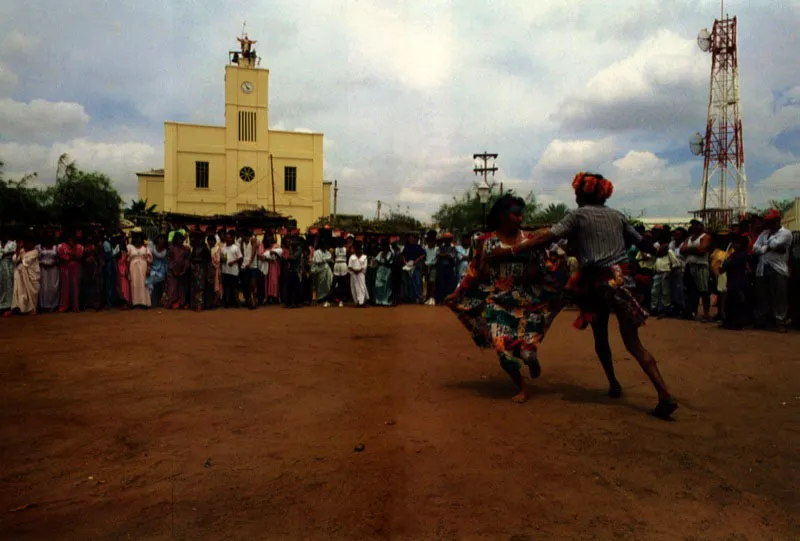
<box><xmin>354</xmin><ymin>241</ymin><xmax>363</xmax><ymax>251</ymax></box>
<box><xmin>131</xmin><ymin>232</ymin><xmax>144</xmax><ymax>244</ymax></box>
<box><xmin>486</xmin><ymin>194</ymin><xmax>525</xmax><ymax>231</ymax></box>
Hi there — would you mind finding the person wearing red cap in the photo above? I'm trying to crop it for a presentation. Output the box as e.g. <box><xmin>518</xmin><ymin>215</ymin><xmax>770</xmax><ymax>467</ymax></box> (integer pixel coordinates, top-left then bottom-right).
<box><xmin>753</xmin><ymin>209</ymin><xmax>792</xmax><ymax>332</ymax></box>
<box><xmin>495</xmin><ymin>172</ymin><xmax>678</xmax><ymax>420</ymax></box>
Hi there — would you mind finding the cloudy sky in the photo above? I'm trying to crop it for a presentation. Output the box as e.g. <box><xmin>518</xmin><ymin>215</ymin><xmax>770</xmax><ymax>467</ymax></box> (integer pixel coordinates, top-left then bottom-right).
<box><xmin>1</xmin><ymin>0</ymin><xmax>798</xmax><ymax>220</ymax></box>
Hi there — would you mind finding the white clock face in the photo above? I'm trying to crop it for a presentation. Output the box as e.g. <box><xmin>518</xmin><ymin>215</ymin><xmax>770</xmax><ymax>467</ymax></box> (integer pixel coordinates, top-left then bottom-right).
<box><xmin>241</xmin><ymin>81</ymin><xmax>254</xmax><ymax>94</ymax></box>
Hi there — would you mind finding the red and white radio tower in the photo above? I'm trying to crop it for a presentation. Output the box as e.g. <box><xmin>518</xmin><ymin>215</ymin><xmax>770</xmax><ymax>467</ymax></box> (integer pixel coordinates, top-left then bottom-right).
<box><xmin>690</xmin><ymin>2</ymin><xmax>746</xmax><ymax>230</ymax></box>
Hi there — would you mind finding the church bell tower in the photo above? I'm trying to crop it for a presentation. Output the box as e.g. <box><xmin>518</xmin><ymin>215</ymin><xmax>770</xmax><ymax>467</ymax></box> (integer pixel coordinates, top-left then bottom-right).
<box><xmin>225</xmin><ymin>31</ymin><xmax>269</xmax><ymax>151</ymax></box>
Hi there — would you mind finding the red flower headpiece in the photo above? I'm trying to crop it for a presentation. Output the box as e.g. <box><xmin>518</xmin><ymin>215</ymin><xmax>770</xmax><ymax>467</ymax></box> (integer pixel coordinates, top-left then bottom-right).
<box><xmin>572</xmin><ymin>172</ymin><xmax>614</xmax><ymax>201</ymax></box>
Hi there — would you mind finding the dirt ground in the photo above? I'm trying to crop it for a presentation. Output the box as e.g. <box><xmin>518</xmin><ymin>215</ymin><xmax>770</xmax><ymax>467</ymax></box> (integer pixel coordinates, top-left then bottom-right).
<box><xmin>0</xmin><ymin>306</ymin><xmax>798</xmax><ymax>541</ymax></box>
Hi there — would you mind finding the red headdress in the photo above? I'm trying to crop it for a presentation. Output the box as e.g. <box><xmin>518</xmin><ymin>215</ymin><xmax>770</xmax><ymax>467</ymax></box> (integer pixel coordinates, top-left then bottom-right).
<box><xmin>571</xmin><ymin>172</ymin><xmax>614</xmax><ymax>202</ymax></box>
<box><xmin>763</xmin><ymin>209</ymin><xmax>781</xmax><ymax>221</ymax></box>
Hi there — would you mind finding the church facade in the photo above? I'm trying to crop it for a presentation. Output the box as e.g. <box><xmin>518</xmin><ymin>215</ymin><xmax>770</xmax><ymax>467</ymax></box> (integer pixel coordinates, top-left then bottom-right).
<box><xmin>137</xmin><ymin>35</ymin><xmax>330</xmax><ymax>230</ymax></box>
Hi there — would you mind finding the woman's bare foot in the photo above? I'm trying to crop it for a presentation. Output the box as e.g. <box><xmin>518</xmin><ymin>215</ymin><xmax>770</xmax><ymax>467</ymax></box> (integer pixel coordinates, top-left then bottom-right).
<box><xmin>511</xmin><ymin>388</ymin><xmax>530</xmax><ymax>403</ymax></box>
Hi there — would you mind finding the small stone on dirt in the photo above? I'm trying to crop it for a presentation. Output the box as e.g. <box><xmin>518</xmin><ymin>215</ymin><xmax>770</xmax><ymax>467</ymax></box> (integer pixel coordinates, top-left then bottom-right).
<box><xmin>204</xmin><ymin>458</ymin><xmax>212</xmax><ymax>468</ymax></box>
<box><xmin>384</xmin><ymin>420</ymin><xmax>395</xmax><ymax>426</ymax></box>
<box><xmin>354</xmin><ymin>443</ymin><xmax>366</xmax><ymax>453</ymax></box>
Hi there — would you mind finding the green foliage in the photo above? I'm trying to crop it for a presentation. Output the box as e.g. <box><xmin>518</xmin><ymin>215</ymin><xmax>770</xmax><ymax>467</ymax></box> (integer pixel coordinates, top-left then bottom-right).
<box><xmin>0</xmin><ymin>154</ymin><xmax>123</xmax><ymax>229</ymax></box>
<box><xmin>311</xmin><ymin>210</ymin><xmax>422</xmax><ymax>233</ymax></box>
<box><xmin>0</xmin><ymin>162</ymin><xmax>52</xmax><ymax>224</ymax></box>
<box><xmin>751</xmin><ymin>199</ymin><xmax>795</xmax><ymax>216</ymax></box>
<box><xmin>432</xmin><ymin>185</ymin><xmax>540</xmax><ymax>233</ymax></box>
<box><xmin>125</xmin><ymin>198</ymin><xmax>158</xmax><ymax>216</ymax></box>
<box><xmin>530</xmin><ymin>203</ymin><xmax>570</xmax><ymax>226</ymax></box>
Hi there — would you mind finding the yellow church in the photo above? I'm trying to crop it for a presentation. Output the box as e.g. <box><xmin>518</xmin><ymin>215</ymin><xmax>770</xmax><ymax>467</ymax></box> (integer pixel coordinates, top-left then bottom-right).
<box><xmin>137</xmin><ymin>33</ymin><xmax>330</xmax><ymax>230</ymax></box>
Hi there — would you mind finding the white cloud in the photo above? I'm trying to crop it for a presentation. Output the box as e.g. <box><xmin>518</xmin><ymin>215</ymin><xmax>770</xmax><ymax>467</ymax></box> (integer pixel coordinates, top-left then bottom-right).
<box><xmin>552</xmin><ymin>30</ymin><xmax>707</xmax><ymax>132</ymax></box>
<box><xmin>0</xmin><ymin>98</ymin><xmax>89</xmax><ymax>143</ymax></box>
<box><xmin>0</xmin><ymin>63</ymin><xmax>17</xmax><ymax>92</ymax></box>
<box><xmin>0</xmin><ymin>30</ymin><xmax>38</xmax><ymax>58</ymax></box>
<box><xmin>534</xmin><ymin>137</ymin><xmax>617</xmax><ymax>176</ymax></box>
<box><xmin>0</xmin><ymin>138</ymin><xmax>159</xmax><ymax>199</ymax></box>
<box><xmin>344</xmin><ymin>2</ymin><xmax>455</xmax><ymax>91</ymax></box>
<box><xmin>759</xmin><ymin>163</ymin><xmax>800</xmax><ymax>191</ymax></box>
<box><xmin>530</xmin><ymin>140</ymin><xmax>700</xmax><ymax>216</ymax></box>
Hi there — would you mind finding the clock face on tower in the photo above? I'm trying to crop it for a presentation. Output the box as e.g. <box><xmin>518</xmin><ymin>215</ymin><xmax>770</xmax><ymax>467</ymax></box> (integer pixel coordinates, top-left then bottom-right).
<box><xmin>241</xmin><ymin>81</ymin><xmax>254</xmax><ymax>94</ymax></box>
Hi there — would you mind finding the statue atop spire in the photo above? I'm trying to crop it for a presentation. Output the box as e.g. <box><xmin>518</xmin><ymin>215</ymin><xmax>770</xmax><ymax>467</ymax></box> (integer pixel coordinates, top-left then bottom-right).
<box><xmin>231</xmin><ymin>23</ymin><xmax>259</xmax><ymax>67</ymax></box>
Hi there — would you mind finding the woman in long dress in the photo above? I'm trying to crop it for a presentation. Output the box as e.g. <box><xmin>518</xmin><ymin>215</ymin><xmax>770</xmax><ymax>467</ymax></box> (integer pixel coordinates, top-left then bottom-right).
<box><xmin>264</xmin><ymin>234</ymin><xmax>282</xmax><ymax>304</ymax></box>
<box><xmin>348</xmin><ymin>241</ymin><xmax>369</xmax><ymax>307</ymax></box>
<box><xmin>9</xmin><ymin>237</ymin><xmax>40</xmax><ymax>315</ymax></box>
<box><xmin>207</xmin><ymin>234</ymin><xmax>221</xmax><ymax>308</ymax></box>
<box><xmin>127</xmin><ymin>232</ymin><xmax>152</xmax><ymax>308</ymax></box>
<box><xmin>102</xmin><ymin>234</ymin><xmax>117</xmax><ymax>309</ymax></box>
<box><xmin>189</xmin><ymin>231</ymin><xmax>211</xmax><ymax>311</ymax></box>
<box><xmin>0</xmin><ymin>233</ymin><xmax>16</xmax><ymax>312</ymax></box>
<box><xmin>166</xmin><ymin>232</ymin><xmax>190</xmax><ymax>309</ymax></box>
<box><xmin>38</xmin><ymin>237</ymin><xmax>60</xmax><ymax>311</ymax></box>
<box><xmin>311</xmin><ymin>238</ymin><xmax>333</xmax><ymax>305</ymax></box>
<box><xmin>373</xmin><ymin>239</ymin><xmax>394</xmax><ymax>306</ymax></box>
<box><xmin>58</xmin><ymin>234</ymin><xmax>84</xmax><ymax>312</ymax></box>
<box><xmin>499</xmin><ymin>173</ymin><xmax>678</xmax><ymax>419</ymax></box>
<box><xmin>148</xmin><ymin>234</ymin><xmax>168</xmax><ymax>307</ymax></box>
<box><xmin>115</xmin><ymin>234</ymin><xmax>131</xmax><ymax>308</ymax></box>
<box><xmin>445</xmin><ymin>194</ymin><xmax>568</xmax><ymax>403</ymax></box>
<box><xmin>401</xmin><ymin>235</ymin><xmax>426</xmax><ymax>303</ymax></box>
<box><xmin>435</xmin><ymin>234</ymin><xmax>458</xmax><ymax>304</ymax></box>
<box><xmin>81</xmin><ymin>234</ymin><xmax>104</xmax><ymax>311</ymax></box>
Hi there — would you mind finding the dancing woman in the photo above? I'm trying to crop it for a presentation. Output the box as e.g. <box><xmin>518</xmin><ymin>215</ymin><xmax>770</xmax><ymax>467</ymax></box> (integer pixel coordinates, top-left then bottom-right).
<box><xmin>503</xmin><ymin>172</ymin><xmax>678</xmax><ymax>419</ymax></box>
<box><xmin>445</xmin><ymin>194</ymin><xmax>568</xmax><ymax>403</ymax></box>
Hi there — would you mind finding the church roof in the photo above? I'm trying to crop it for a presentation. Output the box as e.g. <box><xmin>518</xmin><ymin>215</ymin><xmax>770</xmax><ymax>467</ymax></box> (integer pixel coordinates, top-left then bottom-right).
<box><xmin>136</xmin><ymin>168</ymin><xmax>164</xmax><ymax>176</ymax></box>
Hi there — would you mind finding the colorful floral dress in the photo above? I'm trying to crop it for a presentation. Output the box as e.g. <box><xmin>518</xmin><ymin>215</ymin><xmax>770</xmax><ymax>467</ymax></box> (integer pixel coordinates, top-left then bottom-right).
<box><xmin>448</xmin><ymin>232</ymin><xmax>568</xmax><ymax>373</ymax></box>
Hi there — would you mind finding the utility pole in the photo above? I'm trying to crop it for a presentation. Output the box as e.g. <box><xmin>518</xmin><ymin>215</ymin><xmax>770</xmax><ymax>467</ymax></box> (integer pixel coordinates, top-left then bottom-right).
<box><xmin>269</xmin><ymin>154</ymin><xmax>277</xmax><ymax>213</ymax></box>
<box><xmin>376</xmin><ymin>200</ymin><xmax>382</xmax><ymax>221</ymax></box>
<box><xmin>473</xmin><ymin>151</ymin><xmax>498</xmax><ymax>229</ymax></box>
<box><xmin>333</xmin><ymin>179</ymin><xmax>338</xmax><ymax>224</ymax></box>
<box><xmin>473</xmin><ymin>151</ymin><xmax>498</xmax><ymax>188</ymax></box>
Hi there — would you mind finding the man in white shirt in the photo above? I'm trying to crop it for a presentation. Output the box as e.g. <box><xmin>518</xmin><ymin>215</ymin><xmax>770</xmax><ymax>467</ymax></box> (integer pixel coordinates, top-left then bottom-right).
<box><xmin>668</xmin><ymin>227</ymin><xmax>688</xmax><ymax>316</ymax></box>
<box><xmin>753</xmin><ymin>209</ymin><xmax>793</xmax><ymax>332</ymax></box>
<box><xmin>221</xmin><ymin>230</ymin><xmax>243</xmax><ymax>308</ymax></box>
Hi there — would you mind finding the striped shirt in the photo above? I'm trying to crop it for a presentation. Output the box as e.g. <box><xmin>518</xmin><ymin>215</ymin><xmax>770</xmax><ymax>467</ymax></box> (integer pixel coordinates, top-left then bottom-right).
<box><xmin>550</xmin><ymin>205</ymin><xmax>642</xmax><ymax>267</ymax></box>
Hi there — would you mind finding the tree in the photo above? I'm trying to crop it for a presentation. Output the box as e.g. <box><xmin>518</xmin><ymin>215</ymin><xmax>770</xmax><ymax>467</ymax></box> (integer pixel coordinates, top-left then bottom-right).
<box><xmin>310</xmin><ymin>210</ymin><xmax>422</xmax><ymax>234</ymax></box>
<box><xmin>49</xmin><ymin>154</ymin><xmax>123</xmax><ymax>230</ymax></box>
<box><xmin>532</xmin><ymin>203</ymin><xmax>569</xmax><ymax>225</ymax></box>
<box><xmin>0</xmin><ymin>161</ymin><xmax>52</xmax><ymax>225</ymax></box>
<box><xmin>751</xmin><ymin>198</ymin><xmax>795</xmax><ymax>216</ymax></box>
<box><xmin>125</xmin><ymin>198</ymin><xmax>158</xmax><ymax>217</ymax></box>
<box><xmin>432</xmin><ymin>185</ymin><xmax>540</xmax><ymax>233</ymax></box>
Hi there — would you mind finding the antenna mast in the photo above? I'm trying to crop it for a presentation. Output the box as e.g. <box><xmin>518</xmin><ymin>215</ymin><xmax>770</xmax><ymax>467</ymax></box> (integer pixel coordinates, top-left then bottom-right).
<box><xmin>692</xmin><ymin>5</ymin><xmax>747</xmax><ymax>231</ymax></box>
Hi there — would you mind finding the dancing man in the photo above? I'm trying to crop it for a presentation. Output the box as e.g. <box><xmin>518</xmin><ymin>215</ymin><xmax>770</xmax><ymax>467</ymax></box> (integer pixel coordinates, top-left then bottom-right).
<box><xmin>503</xmin><ymin>172</ymin><xmax>678</xmax><ymax>420</ymax></box>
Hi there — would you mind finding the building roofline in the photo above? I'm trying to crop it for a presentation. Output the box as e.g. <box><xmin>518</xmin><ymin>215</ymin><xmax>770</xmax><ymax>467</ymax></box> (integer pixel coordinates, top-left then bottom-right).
<box><xmin>270</xmin><ymin>129</ymin><xmax>324</xmax><ymax>136</ymax></box>
<box><xmin>165</xmin><ymin>121</ymin><xmax>225</xmax><ymax>129</ymax></box>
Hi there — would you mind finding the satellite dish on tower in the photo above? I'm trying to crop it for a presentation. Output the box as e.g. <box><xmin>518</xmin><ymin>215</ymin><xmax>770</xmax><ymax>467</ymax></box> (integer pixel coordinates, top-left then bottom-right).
<box><xmin>690</xmin><ymin>133</ymin><xmax>705</xmax><ymax>156</ymax></box>
<box><xmin>697</xmin><ymin>28</ymin><xmax>712</xmax><ymax>52</ymax></box>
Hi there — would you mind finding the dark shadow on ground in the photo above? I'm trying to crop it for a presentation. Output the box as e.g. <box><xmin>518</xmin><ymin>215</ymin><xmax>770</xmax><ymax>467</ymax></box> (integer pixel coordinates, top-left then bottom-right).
<box><xmin>443</xmin><ymin>377</ymin><xmax>651</xmax><ymax>415</ymax></box>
